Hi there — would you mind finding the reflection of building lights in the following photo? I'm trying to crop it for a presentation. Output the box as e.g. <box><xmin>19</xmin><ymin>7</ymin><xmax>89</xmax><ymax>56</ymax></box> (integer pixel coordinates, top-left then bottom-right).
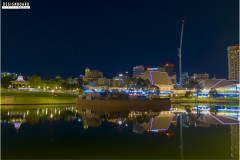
<box><xmin>27</xmin><ymin>110</ymin><xmax>29</xmax><ymax>115</ymax></box>
<box><xmin>78</xmin><ymin>119</ymin><xmax>81</xmax><ymax>122</ymax></box>
<box><xmin>118</xmin><ymin>120</ymin><xmax>123</xmax><ymax>125</ymax></box>
<box><xmin>7</xmin><ymin>111</ymin><xmax>9</xmax><ymax>116</ymax></box>
<box><xmin>50</xmin><ymin>113</ymin><xmax>53</xmax><ymax>118</ymax></box>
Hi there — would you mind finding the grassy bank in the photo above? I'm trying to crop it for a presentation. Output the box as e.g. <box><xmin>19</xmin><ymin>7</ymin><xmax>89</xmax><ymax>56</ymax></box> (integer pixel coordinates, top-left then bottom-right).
<box><xmin>1</xmin><ymin>90</ymin><xmax>239</xmax><ymax>105</ymax></box>
<box><xmin>170</xmin><ymin>97</ymin><xmax>239</xmax><ymax>104</ymax></box>
<box><xmin>1</xmin><ymin>91</ymin><xmax>78</xmax><ymax>104</ymax></box>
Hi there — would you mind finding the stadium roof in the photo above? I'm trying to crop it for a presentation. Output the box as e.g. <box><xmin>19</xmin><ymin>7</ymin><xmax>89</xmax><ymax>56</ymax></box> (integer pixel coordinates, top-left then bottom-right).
<box><xmin>142</xmin><ymin>71</ymin><xmax>173</xmax><ymax>86</ymax></box>
<box><xmin>202</xmin><ymin>79</ymin><xmax>238</xmax><ymax>89</ymax></box>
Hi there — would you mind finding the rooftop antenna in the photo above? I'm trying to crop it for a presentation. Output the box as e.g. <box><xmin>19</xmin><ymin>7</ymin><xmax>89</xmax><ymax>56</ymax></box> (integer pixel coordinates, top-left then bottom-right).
<box><xmin>178</xmin><ymin>20</ymin><xmax>184</xmax><ymax>86</ymax></box>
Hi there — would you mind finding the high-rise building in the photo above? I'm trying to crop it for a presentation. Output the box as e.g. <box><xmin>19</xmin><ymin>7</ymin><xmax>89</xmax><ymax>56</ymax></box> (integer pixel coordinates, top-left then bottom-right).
<box><xmin>88</xmin><ymin>70</ymin><xmax>103</xmax><ymax>79</ymax></box>
<box><xmin>85</xmin><ymin>67</ymin><xmax>91</xmax><ymax>78</ymax></box>
<box><xmin>133</xmin><ymin>65</ymin><xmax>144</xmax><ymax>78</ymax></box>
<box><xmin>164</xmin><ymin>63</ymin><xmax>174</xmax><ymax>76</ymax></box>
<box><xmin>182</xmin><ymin>72</ymin><xmax>189</xmax><ymax>81</ymax></box>
<box><xmin>97</xmin><ymin>77</ymin><xmax>111</xmax><ymax>86</ymax></box>
<box><xmin>228</xmin><ymin>45</ymin><xmax>239</xmax><ymax>81</ymax></box>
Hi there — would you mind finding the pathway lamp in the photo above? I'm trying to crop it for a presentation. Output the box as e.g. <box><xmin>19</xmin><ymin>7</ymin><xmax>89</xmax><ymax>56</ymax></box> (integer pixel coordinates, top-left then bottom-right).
<box><xmin>51</xmin><ymin>90</ymin><xmax>54</xmax><ymax>99</ymax></box>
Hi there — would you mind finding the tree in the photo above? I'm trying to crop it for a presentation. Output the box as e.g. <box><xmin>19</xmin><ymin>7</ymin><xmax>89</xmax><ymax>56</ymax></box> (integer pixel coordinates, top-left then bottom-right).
<box><xmin>185</xmin><ymin>78</ymin><xmax>198</xmax><ymax>89</ymax></box>
<box><xmin>28</xmin><ymin>75</ymin><xmax>42</xmax><ymax>88</ymax></box>
<box><xmin>185</xmin><ymin>91</ymin><xmax>192</xmax><ymax>98</ymax></box>
<box><xmin>209</xmin><ymin>88</ymin><xmax>218</xmax><ymax>99</ymax></box>
<box><xmin>127</xmin><ymin>78</ymin><xmax>137</xmax><ymax>90</ymax></box>
<box><xmin>127</xmin><ymin>78</ymin><xmax>151</xmax><ymax>90</ymax></box>
<box><xmin>1</xmin><ymin>76</ymin><xmax>14</xmax><ymax>88</ymax></box>
<box><xmin>61</xmin><ymin>77</ymin><xmax>78</xmax><ymax>90</ymax></box>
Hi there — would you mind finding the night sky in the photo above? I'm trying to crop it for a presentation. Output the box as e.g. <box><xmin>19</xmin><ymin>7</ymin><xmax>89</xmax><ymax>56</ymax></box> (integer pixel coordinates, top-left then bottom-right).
<box><xmin>2</xmin><ymin>0</ymin><xmax>239</xmax><ymax>79</ymax></box>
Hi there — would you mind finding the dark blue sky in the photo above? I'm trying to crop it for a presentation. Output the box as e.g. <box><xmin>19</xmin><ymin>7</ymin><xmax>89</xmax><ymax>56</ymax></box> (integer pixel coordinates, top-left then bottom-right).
<box><xmin>2</xmin><ymin>0</ymin><xmax>239</xmax><ymax>79</ymax></box>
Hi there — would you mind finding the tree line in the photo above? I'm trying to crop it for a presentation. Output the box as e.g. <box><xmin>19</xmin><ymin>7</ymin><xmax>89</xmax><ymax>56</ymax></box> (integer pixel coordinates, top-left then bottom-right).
<box><xmin>1</xmin><ymin>74</ymin><xmax>83</xmax><ymax>91</ymax></box>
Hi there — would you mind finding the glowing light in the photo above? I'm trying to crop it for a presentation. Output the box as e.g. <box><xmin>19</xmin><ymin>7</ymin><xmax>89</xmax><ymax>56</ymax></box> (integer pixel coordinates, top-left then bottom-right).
<box><xmin>149</xmin><ymin>71</ymin><xmax>154</xmax><ymax>85</ymax></box>
<box><xmin>50</xmin><ymin>113</ymin><xmax>53</xmax><ymax>118</ymax></box>
<box><xmin>118</xmin><ymin>120</ymin><xmax>123</xmax><ymax>125</ymax></box>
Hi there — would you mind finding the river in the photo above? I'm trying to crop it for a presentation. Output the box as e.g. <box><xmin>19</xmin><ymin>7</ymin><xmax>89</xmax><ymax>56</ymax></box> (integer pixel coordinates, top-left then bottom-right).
<box><xmin>1</xmin><ymin>104</ymin><xmax>239</xmax><ymax>159</ymax></box>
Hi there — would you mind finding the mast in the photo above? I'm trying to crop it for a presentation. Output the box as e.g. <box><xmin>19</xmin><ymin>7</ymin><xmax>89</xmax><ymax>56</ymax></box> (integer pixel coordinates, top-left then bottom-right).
<box><xmin>178</xmin><ymin>20</ymin><xmax>184</xmax><ymax>86</ymax></box>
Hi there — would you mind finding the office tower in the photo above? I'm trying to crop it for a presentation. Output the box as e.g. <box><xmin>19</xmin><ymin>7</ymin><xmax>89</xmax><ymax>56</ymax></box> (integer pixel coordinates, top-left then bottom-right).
<box><xmin>228</xmin><ymin>45</ymin><xmax>239</xmax><ymax>81</ymax></box>
<box><xmin>133</xmin><ymin>65</ymin><xmax>144</xmax><ymax>78</ymax></box>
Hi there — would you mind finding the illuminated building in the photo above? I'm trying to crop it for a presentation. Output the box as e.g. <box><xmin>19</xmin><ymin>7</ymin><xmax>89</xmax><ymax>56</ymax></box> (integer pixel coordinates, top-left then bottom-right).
<box><xmin>84</xmin><ymin>67</ymin><xmax>103</xmax><ymax>81</ymax></box>
<box><xmin>228</xmin><ymin>45</ymin><xmax>239</xmax><ymax>81</ymax></box>
<box><xmin>112</xmin><ymin>74</ymin><xmax>129</xmax><ymax>87</ymax></box>
<box><xmin>142</xmin><ymin>71</ymin><xmax>173</xmax><ymax>91</ymax></box>
<box><xmin>157</xmin><ymin>66</ymin><xmax>165</xmax><ymax>72</ymax></box>
<box><xmin>85</xmin><ymin>67</ymin><xmax>91</xmax><ymax>78</ymax></box>
<box><xmin>193</xmin><ymin>73</ymin><xmax>209</xmax><ymax>81</ymax></box>
<box><xmin>11</xmin><ymin>74</ymin><xmax>28</xmax><ymax>88</ymax></box>
<box><xmin>89</xmin><ymin>70</ymin><xmax>103</xmax><ymax>79</ymax></box>
<box><xmin>182</xmin><ymin>72</ymin><xmax>189</xmax><ymax>82</ymax></box>
<box><xmin>146</xmin><ymin>67</ymin><xmax>158</xmax><ymax>71</ymax></box>
<box><xmin>133</xmin><ymin>65</ymin><xmax>144</xmax><ymax>78</ymax></box>
<box><xmin>199</xmin><ymin>79</ymin><xmax>239</xmax><ymax>97</ymax></box>
<box><xmin>97</xmin><ymin>77</ymin><xmax>111</xmax><ymax>86</ymax></box>
<box><xmin>147</xmin><ymin>67</ymin><xmax>165</xmax><ymax>72</ymax></box>
<box><xmin>169</xmin><ymin>75</ymin><xmax>177</xmax><ymax>85</ymax></box>
<box><xmin>164</xmin><ymin>63</ymin><xmax>174</xmax><ymax>76</ymax></box>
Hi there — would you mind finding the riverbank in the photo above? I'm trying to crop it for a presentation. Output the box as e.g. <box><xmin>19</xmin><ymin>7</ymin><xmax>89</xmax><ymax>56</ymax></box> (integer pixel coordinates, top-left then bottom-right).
<box><xmin>1</xmin><ymin>91</ymin><xmax>77</xmax><ymax>105</ymax></box>
<box><xmin>170</xmin><ymin>97</ymin><xmax>239</xmax><ymax>104</ymax></box>
<box><xmin>1</xmin><ymin>91</ymin><xmax>239</xmax><ymax>105</ymax></box>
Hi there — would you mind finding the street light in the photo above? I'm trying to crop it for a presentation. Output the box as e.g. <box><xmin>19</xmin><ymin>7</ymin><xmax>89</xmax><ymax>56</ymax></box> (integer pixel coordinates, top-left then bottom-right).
<box><xmin>51</xmin><ymin>90</ymin><xmax>54</xmax><ymax>99</ymax></box>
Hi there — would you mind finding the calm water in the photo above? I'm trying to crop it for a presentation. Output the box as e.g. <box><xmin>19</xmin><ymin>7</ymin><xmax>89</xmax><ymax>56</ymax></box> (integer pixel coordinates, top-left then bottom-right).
<box><xmin>1</xmin><ymin>104</ymin><xmax>239</xmax><ymax>159</ymax></box>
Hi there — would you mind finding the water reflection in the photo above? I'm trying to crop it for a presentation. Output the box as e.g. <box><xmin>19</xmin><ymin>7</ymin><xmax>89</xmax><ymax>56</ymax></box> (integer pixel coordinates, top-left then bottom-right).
<box><xmin>1</xmin><ymin>105</ymin><xmax>239</xmax><ymax>132</ymax></box>
<box><xmin>1</xmin><ymin>104</ymin><xmax>239</xmax><ymax>159</ymax></box>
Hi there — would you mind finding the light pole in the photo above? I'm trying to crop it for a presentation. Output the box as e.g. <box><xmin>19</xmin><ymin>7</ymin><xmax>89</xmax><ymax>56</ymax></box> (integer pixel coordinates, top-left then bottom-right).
<box><xmin>51</xmin><ymin>90</ymin><xmax>54</xmax><ymax>103</ymax></box>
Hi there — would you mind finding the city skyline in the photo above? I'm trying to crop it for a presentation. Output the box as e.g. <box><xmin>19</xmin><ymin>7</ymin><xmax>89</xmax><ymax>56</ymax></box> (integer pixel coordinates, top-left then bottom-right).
<box><xmin>2</xmin><ymin>0</ymin><xmax>239</xmax><ymax>79</ymax></box>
